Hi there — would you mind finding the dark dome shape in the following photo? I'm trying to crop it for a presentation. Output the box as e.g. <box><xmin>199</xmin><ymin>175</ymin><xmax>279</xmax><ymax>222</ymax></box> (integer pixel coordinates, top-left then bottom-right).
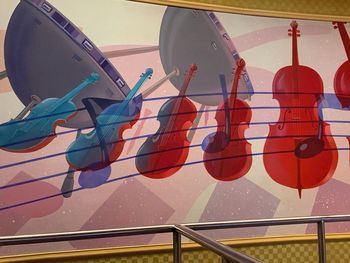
<box><xmin>159</xmin><ymin>7</ymin><xmax>254</xmax><ymax>106</ymax></box>
<box><xmin>5</xmin><ymin>0</ymin><xmax>130</xmax><ymax>128</ymax></box>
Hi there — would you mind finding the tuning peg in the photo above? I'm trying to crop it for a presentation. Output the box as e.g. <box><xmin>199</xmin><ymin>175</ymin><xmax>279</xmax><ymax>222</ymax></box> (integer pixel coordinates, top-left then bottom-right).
<box><xmin>296</xmin><ymin>33</ymin><xmax>301</xmax><ymax>37</ymax></box>
<box><xmin>290</xmin><ymin>20</ymin><xmax>298</xmax><ymax>28</ymax></box>
<box><xmin>288</xmin><ymin>32</ymin><xmax>292</xmax><ymax>36</ymax></box>
<box><xmin>237</xmin><ymin>58</ymin><xmax>245</xmax><ymax>67</ymax></box>
<box><xmin>190</xmin><ymin>63</ymin><xmax>198</xmax><ymax>71</ymax></box>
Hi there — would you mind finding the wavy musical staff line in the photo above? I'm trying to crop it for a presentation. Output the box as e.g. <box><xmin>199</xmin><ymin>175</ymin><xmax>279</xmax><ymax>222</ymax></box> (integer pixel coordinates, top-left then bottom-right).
<box><xmin>1</xmin><ymin>91</ymin><xmax>345</xmax><ymax>128</ymax></box>
<box><xmin>1</xmin><ymin>131</ymin><xmax>350</xmax><ymax>191</ymax></box>
<box><xmin>0</xmin><ymin>104</ymin><xmax>338</xmax><ymax>150</ymax></box>
<box><xmin>0</xmin><ymin>146</ymin><xmax>347</xmax><ymax>213</ymax></box>
<box><xmin>1</xmin><ymin>116</ymin><xmax>349</xmax><ymax>171</ymax></box>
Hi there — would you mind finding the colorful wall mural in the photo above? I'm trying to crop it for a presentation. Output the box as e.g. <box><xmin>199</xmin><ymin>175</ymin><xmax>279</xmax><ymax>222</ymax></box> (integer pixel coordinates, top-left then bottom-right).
<box><xmin>1</xmin><ymin>0</ymin><xmax>350</xmax><ymax>257</ymax></box>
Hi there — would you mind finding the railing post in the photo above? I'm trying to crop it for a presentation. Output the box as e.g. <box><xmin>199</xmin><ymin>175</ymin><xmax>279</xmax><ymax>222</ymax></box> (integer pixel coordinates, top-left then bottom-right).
<box><xmin>221</xmin><ymin>256</ymin><xmax>231</xmax><ymax>263</ymax></box>
<box><xmin>317</xmin><ymin>220</ymin><xmax>326</xmax><ymax>263</ymax></box>
<box><xmin>173</xmin><ymin>229</ymin><xmax>182</xmax><ymax>263</ymax></box>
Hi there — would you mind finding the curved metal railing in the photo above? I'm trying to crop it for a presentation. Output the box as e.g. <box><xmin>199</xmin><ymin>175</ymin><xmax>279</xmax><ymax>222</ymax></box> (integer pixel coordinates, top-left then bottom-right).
<box><xmin>2</xmin><ymin>214</ymin><xmax>350</xmax><ymax>262</ymax></box>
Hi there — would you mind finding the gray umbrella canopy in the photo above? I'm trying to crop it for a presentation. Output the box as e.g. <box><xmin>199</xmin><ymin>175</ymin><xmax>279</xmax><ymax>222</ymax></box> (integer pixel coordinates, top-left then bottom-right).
<box><xmin>4</xmin><ymin>0</ymin><xmax>130</xmax><ymax>129</ymax></box>
<box><xmin>159</xmin><ymin>7</ymin><xmax>254</xmax><ymax>106</ymax></box>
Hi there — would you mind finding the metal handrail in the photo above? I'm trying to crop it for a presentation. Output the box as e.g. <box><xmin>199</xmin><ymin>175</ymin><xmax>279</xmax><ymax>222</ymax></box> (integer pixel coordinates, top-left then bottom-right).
<box><xmin>174</xmin><ymin>225</ymin><xmax>261</xmax><ymax>263</ymax></box>
<box><xmin>2</xmin><ymin>214</ymin><xmax>350</xmax><ymax>262</ymax></box>
<box><xmin>0</xmin><ymin>225</ymin><xmax>173</xmax><ymax>246</ymax></box>
<box><xmin>0</xmin><ymin>224</ymin><xmax>258</xmax><ymax>263</ymax></box>
<box><xmin>184</xmin><ymin>214</ymin><xmax>350</xmax><ymax>230</ymax></box>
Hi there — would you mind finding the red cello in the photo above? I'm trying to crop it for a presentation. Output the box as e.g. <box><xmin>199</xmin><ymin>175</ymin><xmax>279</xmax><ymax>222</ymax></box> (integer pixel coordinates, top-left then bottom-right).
<box><xmin>263</xmin><ymin>21</ymin><xmax>338</xmax><ymax>197</ymax></box>
<box><xmin>333</xmin><ymin>22</ymin><xmax>350</xmax><ymax>159</ymax></box>
<box><xmin>202</xmin><ymin>59</ymin><xmax>252</xmax><ymax>181</ymax></box>
<box><xmin>135</xmin><ymin>64</ymin><xmax>197</xmax><ymax>179</ymax></box>
<box><xmin>333</xmin><ymin>22</ymin><xmax>350</xmax><ymax>107</ymax></box>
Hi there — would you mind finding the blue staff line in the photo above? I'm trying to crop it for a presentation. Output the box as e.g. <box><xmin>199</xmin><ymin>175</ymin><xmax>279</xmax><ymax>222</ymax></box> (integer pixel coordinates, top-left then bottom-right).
<box><xmin>0</xmin><ymin>103</ymin><xmax>319</xmax><ymax>128</ymax></box>
<box><xmin>0</xmin><ymin>107</ymin><xmax>87</xmax><ymax>127</ymax></box>
<box><xmin>1</xmin><ymin>133</ymin><xmax>349</xmax><ymax>190</ymax></box>
<box><xmin>1</xmin><ymin>114</ymin><xmax>350</xmax><ymax>171</ymax></box>
<box><xmin>0</xmin><ymin>146</ymin><xmax>346</xmax><ymax>213</ymax></box>
<box><xmin>143</xmin><ymin>91</ymin><xmax>345</xmax><ymax>102</ymax></box>
<box><xmin>1</xmin><ymin>89</ymin><xmax>345</xmax><ymax>127</ymax></box>
<box><xmin>0</xmin><ymin>104</ymin><xmax>338</xmax><ymax>149</ymax></box>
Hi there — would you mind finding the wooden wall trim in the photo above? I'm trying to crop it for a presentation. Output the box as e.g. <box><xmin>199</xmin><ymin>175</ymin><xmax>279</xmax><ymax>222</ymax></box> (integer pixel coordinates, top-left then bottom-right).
<box><xmin>131</xmin><ymin>0</ymin><xmax>350</xmax><ymax>22</ymax></box>
<box><xmin>1</xmin><ymin>233</ymin><xmax>350</xmax><ymax>262</ymax></box>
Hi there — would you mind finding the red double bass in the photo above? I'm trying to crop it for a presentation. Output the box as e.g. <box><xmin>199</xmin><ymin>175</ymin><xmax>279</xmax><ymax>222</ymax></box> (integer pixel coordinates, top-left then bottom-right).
<box><xmin>202</xmin><ymin>59</ymin><xmax>252</xmax><ymax>180</ymax></box>
<box><xmin>263</xmin><ymin>21</ymin><xmax>338</xmax><ymax>197</ymax></box>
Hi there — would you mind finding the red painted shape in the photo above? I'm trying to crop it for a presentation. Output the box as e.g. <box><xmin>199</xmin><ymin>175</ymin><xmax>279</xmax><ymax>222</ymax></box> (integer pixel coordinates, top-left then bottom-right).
<box><xmin>333</xmin><ymin>22</ymin><xmax>350</xmax><ymax>108</ymax></box>
<box><xmin>202</xmin><ymin>59</ymin><xmax>252</xmax><ymax>181</ymax></box>
<box><xmin>263</xmin><ymin>21</ymin><xmax>338</xmax><ymax>197</ymax></box>
<box><xmin>135</xmin><ymin>64</ymin><xmax>198</xmax><ymax>179</ymax></box>
<box><xmin>0</xmin><ymin>172</ymin><xmax>63</xmax><ymax>235</ymax></box>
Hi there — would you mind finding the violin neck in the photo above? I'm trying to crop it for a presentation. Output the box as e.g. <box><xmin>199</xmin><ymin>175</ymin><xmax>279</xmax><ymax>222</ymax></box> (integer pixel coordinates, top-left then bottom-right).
<box><xmin>45</xmin><ymin>74</ymin><xmax>98</xmax><ymax>114</ymax></box>
<box><xmin>170</xmin><ymin>66</ymin><xmax>196</xmax><ymax>119</ymax></box>
<box><xmin>228</xmin><ymin>65</ymin><xmax>244</xmax><ymax>107</ymax></box>
<box><xmin>141</xmin><ymin>67</ymin><xmax>179</xmax><ymax>98</ymax></box>
<box><xmin>103</xmin><ymin>71</ymin><xmax>150</xmax><ymax>125</ymax></box>
<box><xmin>289</xmin><ymin>21</ymin><xmax>301</xmax><ymax>98</ymax></box>
<box><xmin>226</xmin><ymin>61</ymin><xmax>244</xmax><ymax>138</ymax></box>
<box><xmin>178</xmin><ymin>72</ymin><xmax>192</xmax><ymax>98</ymax></box>
<box><xmin>336</xmin><ymin>22</ymin><xmax>350</xmax><ymax>60</ymax></box>
<box><xmin>59</xmin><ymin>77</ymin><xmax>95</xmax><ymax>105</ymax></box>
<box><xmin>291</xmin><ymin>25</ymin><xmax>300</xmax><ymax>68</ymax></box>
<box><xmin>219</xmin><ymin>74</ymin><xmax>231</xmax><ymax>137</ymax></box>
<box><xmin>160</xmin><ymin>65</ymin><xmax>196</xmax><ymax>144</ymax></box>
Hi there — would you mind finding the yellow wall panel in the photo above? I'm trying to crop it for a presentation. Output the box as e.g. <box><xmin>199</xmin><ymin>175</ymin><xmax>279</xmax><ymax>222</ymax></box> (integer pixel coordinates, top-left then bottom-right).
<box><xmin>132</xmin><ymin>0</ymin><xmax>350</xmax><ymax>21</ymax></box>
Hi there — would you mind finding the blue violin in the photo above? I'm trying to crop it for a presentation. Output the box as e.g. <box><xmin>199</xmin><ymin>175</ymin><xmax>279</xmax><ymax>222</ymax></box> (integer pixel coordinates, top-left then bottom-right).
<box><xmin>66</xmin><ymin>68</ymin><xmax>153</xmax><ymax>171</ymax></box>
<box><xmin>0</xmin><ymin>73</ymin><xmax>100</xmax><ymax>152</ymax></box>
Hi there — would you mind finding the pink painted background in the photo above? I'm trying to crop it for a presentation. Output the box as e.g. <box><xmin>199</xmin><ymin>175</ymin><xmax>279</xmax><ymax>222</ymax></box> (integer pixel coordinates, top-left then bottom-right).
<box><xmin>0</xmin><ymin>0</ymin><xmax>350</xmax><ymax>256</ymax></box>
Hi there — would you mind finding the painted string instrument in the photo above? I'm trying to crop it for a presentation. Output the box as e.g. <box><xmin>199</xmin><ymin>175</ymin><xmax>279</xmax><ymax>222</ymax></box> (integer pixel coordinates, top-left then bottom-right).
<box><xmin>66</xmin><ymin>68</ymin><xmax>153</xmax><ymax>171</ymax></box>
<box><xmin>202</xmin><ymin>59</ymin><xmax>252</xmax><ymax>180</ymax></box>
<box><xmin>333</xmin><ymin>22</ymin><xmax>350</xmax><ymax>108</ymax></box>
<box><xmin>0</xmin><ymin>73</ymin><xmax>99</xmax><ymax>152</ymax></box>
<box><xmin>263</xmin><ymin>21</ymin><xmax>338</xmax><ymax>197</ymax></box>
<box><xmin>333</xmin><ymin>22</ymin><xmax>350</xmax><ymax>155</ymax></box>
<box><xmin>135</xmin><ymin>64</ymin><xmax>198</xmax><ymax>179</ymax></box>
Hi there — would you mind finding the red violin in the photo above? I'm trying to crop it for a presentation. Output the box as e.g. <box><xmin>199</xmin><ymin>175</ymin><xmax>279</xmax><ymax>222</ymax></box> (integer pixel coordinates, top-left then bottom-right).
<box><xmin>202</xmin><ymin>59</ymin><xmax>252</xmax><ymax>181</ymax></box>
<box><xmin>263</xmin><ymin>21</ymin><xmax>338</xmax><ymax>197</ymax></box>
<box><xmin>135</xmin><ymin>64</ymin><xmax>198</xmax><ymax>179</ymax></box>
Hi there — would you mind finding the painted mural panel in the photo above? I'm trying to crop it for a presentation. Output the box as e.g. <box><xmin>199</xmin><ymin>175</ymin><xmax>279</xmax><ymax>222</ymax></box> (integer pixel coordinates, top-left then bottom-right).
<box><xmin>0</xmin><ymin>0</ymin><xmax>350</xmax><ymax>256</ymax></box>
